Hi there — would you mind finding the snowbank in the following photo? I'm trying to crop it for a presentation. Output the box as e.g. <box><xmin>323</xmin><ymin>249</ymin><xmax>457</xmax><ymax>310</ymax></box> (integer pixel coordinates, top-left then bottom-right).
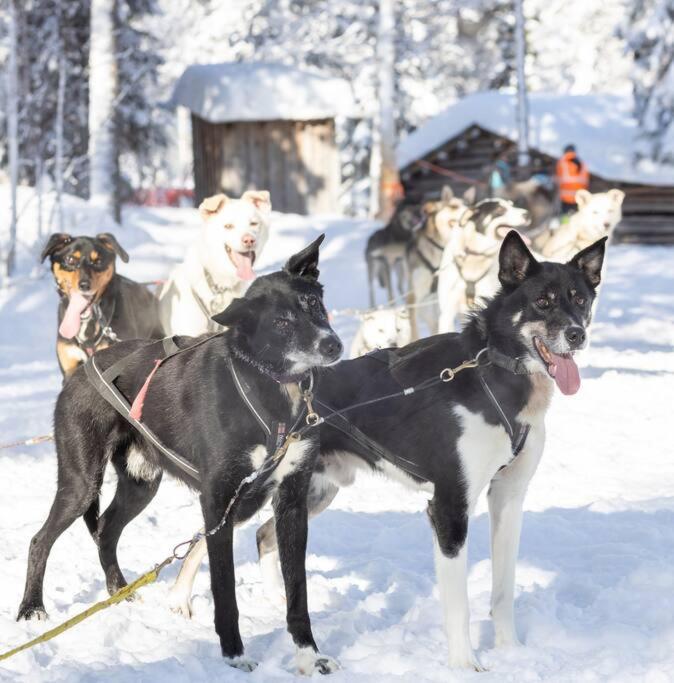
<box><xmin>170</xmin><ymin>62</ymin><xmax>358</xmax><ymax>123</ymax></box>
<box><xmin>397</xmin><ymin>91</ymin><xmax>674</xmax><ymax>186</ymax></box>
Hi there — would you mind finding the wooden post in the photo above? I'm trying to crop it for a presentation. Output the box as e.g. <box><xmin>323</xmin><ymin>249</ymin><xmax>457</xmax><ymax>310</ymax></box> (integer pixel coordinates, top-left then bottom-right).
<box><xmin>375</xmin><ymin>0</ymin><xmax>403</xmax><ymax>221</ymax></box>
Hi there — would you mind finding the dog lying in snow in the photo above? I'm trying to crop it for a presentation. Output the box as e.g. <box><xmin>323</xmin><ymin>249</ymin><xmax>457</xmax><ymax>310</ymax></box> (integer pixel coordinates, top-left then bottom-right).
<box><xmin>169</xmin><ymin>231</ymin><xmax>608</xmax><ymax>671</ymax></box>
<box><xmin>18</xmin><ymin>236</ymin><xmax>343</xmax><ymax>675</ymax></box>
<box><xmin>349</xmin><ymin>306</ymin><xmax>412</xmax><ymax>358</ymax></box>
<box><xmin>41</xmin><ymin>232</ymin><xmax>164</xmax><ymax>378</ymax></box>
<box><xmin>533</xmin><ymin>188</ymin><xmax>624</xmax><ymax>261</ymax></box>
<box><xmin>437</xmin><ymin>198</ymin><xmax>531</xmax><ymax>332</ymax></box>
<box><xmin>158</xmin><ymin>191</ymin><xmax>271</xmax><ymax>335</ymax></box>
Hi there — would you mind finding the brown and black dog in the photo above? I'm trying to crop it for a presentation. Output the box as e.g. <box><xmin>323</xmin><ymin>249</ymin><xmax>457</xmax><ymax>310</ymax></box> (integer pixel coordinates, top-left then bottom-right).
<box><xmin>41</xmin><ymin>232</ymin><xmax>164</xmax><ymax>378</ymax></box>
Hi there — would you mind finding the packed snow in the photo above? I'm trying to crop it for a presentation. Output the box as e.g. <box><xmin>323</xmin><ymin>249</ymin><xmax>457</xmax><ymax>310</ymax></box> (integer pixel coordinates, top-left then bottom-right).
<box><xmin>396</xmin><ymin>92</ymin><xmax>674</xmax><ymax>187</ymax></box>
<box><xmin>1</xmin><ymin>204</ymin><xmax>674</xmax><ymax>682</ymax></box>
<box><xmin>170</xmin><ymin>62</ymin><xmax>358</xmax><ymax>123</ymax></box>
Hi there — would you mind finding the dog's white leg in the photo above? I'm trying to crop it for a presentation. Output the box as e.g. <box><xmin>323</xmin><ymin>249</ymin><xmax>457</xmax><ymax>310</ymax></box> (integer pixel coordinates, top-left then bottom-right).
<box><xmin>488</xmin><ymin>482</ymin><xmax>526</xmax><ymax>647</ymax></box>
<box><xmin>488</xmin><ymin>423</ymin><xmax>545</xmax><ymax>647</ymax></box>
<box><xmin>433</xmin><ymin>539</ymin><xmax>483</xmax><ymax>671</ymax></box>
<box><xmin>169</xmin><ymin>535</ymin><xmax>207</xmax><ymax>618</ymax></box>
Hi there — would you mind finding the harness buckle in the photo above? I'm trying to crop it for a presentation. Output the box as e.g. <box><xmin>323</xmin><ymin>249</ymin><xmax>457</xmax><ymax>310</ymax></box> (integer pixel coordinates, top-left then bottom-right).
<box><xmin>440</xmin><ymin>368</ymin><xmax>455</xmax><ymax>382</ymax></box>
<box><xmin>273</xmin><ymin>431</ymin><xmax>301</xmax><ymax>462</ymax></box>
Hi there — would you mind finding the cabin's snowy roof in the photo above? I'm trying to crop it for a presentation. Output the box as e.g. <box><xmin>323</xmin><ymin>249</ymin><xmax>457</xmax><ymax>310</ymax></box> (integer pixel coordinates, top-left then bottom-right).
<box><xmin>397</xmin><ymin>92</ymin><xmax>674</xmax><ymax>186</ymax></box>
<box><xmin>170</xmin><ymin>62</ymin><xmax>357</xmax><ymax>123</ymax></box>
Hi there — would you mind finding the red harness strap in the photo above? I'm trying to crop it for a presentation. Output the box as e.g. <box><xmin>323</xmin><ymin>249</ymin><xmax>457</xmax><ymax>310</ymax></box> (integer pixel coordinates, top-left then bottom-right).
<box><xmin>129</xmin><ymin>358</ymin><xmax>164</xmax><ymax>421</ymax></box>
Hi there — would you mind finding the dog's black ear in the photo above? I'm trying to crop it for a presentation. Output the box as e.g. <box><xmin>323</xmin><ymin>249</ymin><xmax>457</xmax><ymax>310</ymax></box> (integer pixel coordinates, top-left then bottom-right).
<box><xmin>96</xmin><ymin>233</ymin><xmax>129</xmax><ymax>263</ymax></box>
<box><xmin>568</xmin><ymin>236</ymin><xmax>607</xmax><ymax>289</ymax></box>
<box><xmin>284</xmin><ymin>234</ymin><xmax>325</xmax><ymax>281</ymax></box>
<box><xmin>498</xmin><ymin>230</ymin><xmax>540</xmax><ymax>288</ymax></box>
<box><xmin>40</xmin><ymin>233</ymin><xmax>72</xmax><ymax>262</ymax></box>
<box><xmin>211</xmin><ymin>296</ymin><xmax>252</xmax><ymax>328</ymax></box>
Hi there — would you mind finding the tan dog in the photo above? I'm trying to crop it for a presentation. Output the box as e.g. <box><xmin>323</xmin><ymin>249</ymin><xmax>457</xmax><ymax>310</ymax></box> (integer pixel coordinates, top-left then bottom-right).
<box><xmin>407</xmin><ymin>186</ymin><xmax>469</xmax><ymax>339</ymax></box>
<box><xmin>534</xmin><ymin>189</ymin><xmax>625</xmax><ymax>261</ymax></box>
<box><xmin>159</xmin><ymin>191</ymin><xmax>271</xmax><ymax>335</ymax></box>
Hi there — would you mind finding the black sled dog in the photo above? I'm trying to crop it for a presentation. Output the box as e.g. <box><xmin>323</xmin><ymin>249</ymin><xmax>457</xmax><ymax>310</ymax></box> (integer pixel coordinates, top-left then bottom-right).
<box><xmin>171</xmin><ymin>231</ymin><xmax>608</xmax><ymax>671</ymax></box>
<box><xmin>17</xmin><ymin>236</ymin><xmax>343</xmax><ymax>674</ymax></box>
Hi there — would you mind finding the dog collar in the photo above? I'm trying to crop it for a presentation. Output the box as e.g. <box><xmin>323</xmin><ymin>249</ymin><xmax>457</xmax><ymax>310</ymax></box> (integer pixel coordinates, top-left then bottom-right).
<box><xmin>478</xmin><ymin>346</ymin><xmax>532</xmax><ymax>375</ymax></box>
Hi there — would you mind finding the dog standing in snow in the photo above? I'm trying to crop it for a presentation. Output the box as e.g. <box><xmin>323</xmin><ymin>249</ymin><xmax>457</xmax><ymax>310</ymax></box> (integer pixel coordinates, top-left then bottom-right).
<box><xmin>407</xmin><ymin>186</ymin><xmax>469</xmax><ymax>339</ymax></box>
<box><xmin>533</xmin><ymin>188</ymin><xmax>624</xmax><ymax>261</ymax></box>
<box><xmin>350</xmin><ymin>306</ymin><xmax>412</xmax><ymax>358</ymax></box>
<box><xmin>437</xmin><ymin>199</ymin><xmax>531</xmax><ymax>332</ymax></box>
<box><xmin>158</xmin><ymin>191</ymin><xmax>271</xmax><ymax>335</ymax></box>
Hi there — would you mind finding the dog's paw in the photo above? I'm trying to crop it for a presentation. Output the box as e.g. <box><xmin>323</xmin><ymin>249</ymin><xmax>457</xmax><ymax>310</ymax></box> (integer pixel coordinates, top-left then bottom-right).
<box><xmin>296</xmin><ymin>647</ymin><xmax>340</xmax><ymax>676</ymax></box>
<box><xmin>16</xmin><ymin>603</ymin><xmax>48</xmax><ymax>622</ymax></box>
<box><xmin>494</xmin><ymin>630</ymin><xmax>523</xmax><ymax>649</ymax></box>
<box><xmin>167</xmin><ymin>588</ymin><xmax>193</xmax><ymax>619</ymax></box>
<box><xmin>448</xmin><ymin>651</ymin><xmax>486</xmax><ymax>672</ymax></box>
<box><xmin>224</xmin><ymin>655</ymin><xmax>258</xmax><ymax>672</ymax></box>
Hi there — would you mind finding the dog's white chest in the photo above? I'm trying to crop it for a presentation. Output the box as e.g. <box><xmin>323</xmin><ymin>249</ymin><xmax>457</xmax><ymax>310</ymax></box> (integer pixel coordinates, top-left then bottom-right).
<box><xmin>454</xmin><ymin>405</ymin><xmax>512</xmax><ymax>506</ymax></box>
<box><xmin>248</xmin><ymin>439</ymin><xmax>313</xmax><ymax>486</ymax></box>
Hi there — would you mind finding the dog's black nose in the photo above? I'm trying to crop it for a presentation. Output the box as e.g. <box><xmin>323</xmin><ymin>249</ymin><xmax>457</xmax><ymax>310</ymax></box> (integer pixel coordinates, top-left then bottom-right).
<box><xmin>79</xmin><ymin>278</ymin><xmax>91</xmax><ymax>291</ymax></box>
<box><xmin>565</xmin><ymin>326</ymin><xmax>586</xmax><ymax>348</ymax></box>
<box><xmin>319</xmin><ymin>335</ymin><xmax>343</xmax><ymax>361</ymax></box>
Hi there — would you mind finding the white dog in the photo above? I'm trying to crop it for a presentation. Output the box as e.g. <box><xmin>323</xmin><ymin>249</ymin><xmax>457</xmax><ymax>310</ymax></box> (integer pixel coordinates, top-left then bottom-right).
<box><xmin>350</xmin><ymin>307</ymin><xmax>412</xmax><ymax>358</ymax></box>
<box><xmin>437</xmin><ymin>199</ymin><xmax>530</xmax><ymax>332</ymax></box>
<box><xmin>159</xmin><ymin>191</ymin><xmax>271</xmax><ymax>335</ymax></box>
<box><xmin>534</xmin><ymin>189</ymin><xmax>624</xmax><ymax>261</ymax></box>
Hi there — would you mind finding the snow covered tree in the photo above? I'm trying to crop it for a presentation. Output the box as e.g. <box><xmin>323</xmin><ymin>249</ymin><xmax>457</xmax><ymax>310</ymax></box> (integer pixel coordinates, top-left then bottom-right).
<box><xmin>89</xmin><ymin>0</ymin><xmax>118</xmax><ymax>216</ymax></box>
<box><xmin>621</xmin><ymin>0</ymin><xmax>674</xmax><ymax>163</ymax></box>
<box><xmin>0</xmin><ymin>0</ymin><xmax>165</xmax><ymax>205</ymax></box>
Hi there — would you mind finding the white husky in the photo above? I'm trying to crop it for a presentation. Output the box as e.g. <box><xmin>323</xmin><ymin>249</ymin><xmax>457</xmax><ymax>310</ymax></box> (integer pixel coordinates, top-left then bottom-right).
<box><xmin>158</xmin><ymin>191</ymin><xmax>271</xmax><ymax>335</ymax></box>
<box><xmin>437</xmin><ymin>199</ymin><xmax>530</xmax><ymax>332</ymax></box>
<box><xmin>535</xmin><ymin>189</ymin><xmax>624</xmax><ymax>261</ymax></box>
<box><xmin>350</xmin><ymin>307</ymin><xmax>412</xmax><ymax>358</ymax></box>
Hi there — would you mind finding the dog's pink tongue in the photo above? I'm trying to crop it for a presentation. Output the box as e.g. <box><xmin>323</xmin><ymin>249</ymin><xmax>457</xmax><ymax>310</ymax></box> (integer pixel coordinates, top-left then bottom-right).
<box><xmin>230</xmin><ymin>251</ymin><xmax>255</xmax><ymax>281</ymax></box>
<box><xmin>59</xmin><ymin>291</ymin><xmax>90</xmax><ymax>339</ymax></box>
<box><xmin>548</xmin><ymin>352</ymin><xmax>581</xmax><ymax>395</ymax></box>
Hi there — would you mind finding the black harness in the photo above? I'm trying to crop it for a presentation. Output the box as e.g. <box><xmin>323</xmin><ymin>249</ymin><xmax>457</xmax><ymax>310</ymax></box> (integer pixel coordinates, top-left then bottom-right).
<box><xmin>84</xmin><ymin>335</ymin><xmax>310</xmax><ymax>484</ymax></box>
<box><xmin>84</xmin><ymin>337</ymin><xmax>531</xmax><ymax>489</ymax></box>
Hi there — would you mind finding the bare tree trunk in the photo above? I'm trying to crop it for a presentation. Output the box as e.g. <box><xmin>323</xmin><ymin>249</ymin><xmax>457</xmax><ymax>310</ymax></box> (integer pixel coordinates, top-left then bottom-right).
<box><xmin>5</xmin><ymin>0</ymin><xmax>19</xmax><ymax>280</ymax></box>
<box><xmin>514</xmin><ymin>0</ymin><xmax>530</xmax><ymax>173</ymax></box>
<box><xmin>375</xmin><ymin>0</ymin><xmax>402</xmax><ymax>222</ymax></box>
<box><xmin>88</xmin><ymin>0</ymin><xmax>118</xmax><ymax>220</ymax></box>
<box><xmin>55</xmin><ymin>52</ymin><xmax>66</xmax><ymax>234</ymax></box>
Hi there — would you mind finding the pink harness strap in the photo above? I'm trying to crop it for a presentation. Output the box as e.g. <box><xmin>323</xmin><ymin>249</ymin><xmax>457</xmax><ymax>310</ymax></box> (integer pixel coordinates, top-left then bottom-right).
<box><xmin>129</xmin><ymin>359</ymin><xmax>163</xmax><ymax>421</ymax></box>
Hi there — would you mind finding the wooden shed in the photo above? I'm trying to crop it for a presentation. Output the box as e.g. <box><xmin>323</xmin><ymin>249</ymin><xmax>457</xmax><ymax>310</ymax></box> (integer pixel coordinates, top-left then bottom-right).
<box><xmin>171</xmin><ymin>62</ymin><xmax>356</xmax><ymax>215</ymax></box>
<box><xmin>397</xmin><ymin>92</ymin><xmax>674</xmax><ymax>243</ymax></box>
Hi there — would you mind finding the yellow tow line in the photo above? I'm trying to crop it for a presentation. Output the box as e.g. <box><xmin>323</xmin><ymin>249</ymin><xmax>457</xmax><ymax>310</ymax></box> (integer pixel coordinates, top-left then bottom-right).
<box><xmin>0</xmin><ymin>556</ymin><xmax>174</xmax><ymax>662</ymax></box>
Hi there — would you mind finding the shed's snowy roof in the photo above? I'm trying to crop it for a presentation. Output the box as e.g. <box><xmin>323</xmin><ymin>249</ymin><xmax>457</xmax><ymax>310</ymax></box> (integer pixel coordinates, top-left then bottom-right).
<box><xmin>397</xmin><ymin>92</ymin><xmax>674</xmax><ymax>186</ymax></box>
<box><xmin>170</xmin><ymin>62</ymin><xmax>357</xmax><ymax>123</ymax></box>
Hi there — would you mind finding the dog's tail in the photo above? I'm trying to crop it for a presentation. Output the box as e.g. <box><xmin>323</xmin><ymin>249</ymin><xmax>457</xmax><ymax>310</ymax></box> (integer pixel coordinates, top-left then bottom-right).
<box><xmin>83</xmin><ymin>496</ymin><xmax>100</xmax><ymax>539</ymax></box>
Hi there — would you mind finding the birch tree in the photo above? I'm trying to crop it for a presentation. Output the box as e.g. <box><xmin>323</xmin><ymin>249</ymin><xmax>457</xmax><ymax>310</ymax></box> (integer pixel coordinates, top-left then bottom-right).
<box><xmin>4</xmin><ymin>0</ymin><xmax>19</xmax><ymax>280</ymax></box>
<box><xmin>88</xmin><ymin>0</ymin><xmax>118</xmax><ymax>218</ymax></box>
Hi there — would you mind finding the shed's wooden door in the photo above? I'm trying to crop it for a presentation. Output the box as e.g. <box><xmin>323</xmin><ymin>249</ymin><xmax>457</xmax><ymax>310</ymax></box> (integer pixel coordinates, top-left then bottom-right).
<box><xmin>192</xmin><ymin>116</ymin><xmax>339</xmax><ymax>215</ymax></box>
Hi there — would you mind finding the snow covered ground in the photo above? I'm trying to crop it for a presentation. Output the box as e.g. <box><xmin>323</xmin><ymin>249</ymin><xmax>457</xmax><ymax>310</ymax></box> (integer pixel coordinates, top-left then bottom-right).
<box><xmin>0</xmin><ymin>205</ymin><xmax>673</xmax><ymax>682</ymax></box>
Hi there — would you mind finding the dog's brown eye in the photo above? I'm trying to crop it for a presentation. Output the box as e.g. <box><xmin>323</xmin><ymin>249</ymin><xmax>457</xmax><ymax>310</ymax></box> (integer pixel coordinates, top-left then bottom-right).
<box><xmin>224</xmin><ymin>223</ymin><xmax>234</xmax><ymax>230</ymax></box>
<box><xmin>536</xmin><ymin>297</ymin><xmax>549</xmax><ymax>309</ymax></box>
<box><xmin>274</xmin><ymin>318</ymin><xmax>291</xmax><ymax>331</ymax></box>
<box><xmin>306</xmin><ymin>294</ymin><xmax>318</xmax><ymax>307</ymax></box>
<box><xmin>575</xmin><ymin>296</ymin><xmax>585</xmax><ymax>306</ymax></box>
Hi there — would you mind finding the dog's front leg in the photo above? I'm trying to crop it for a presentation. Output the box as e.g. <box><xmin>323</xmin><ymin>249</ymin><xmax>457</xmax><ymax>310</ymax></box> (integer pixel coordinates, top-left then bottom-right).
<box><xmin>428</xmin><ymin>495</ymin><xmax>483</xmax><ymax>672</ymax></box>
<box><xmin>488</xmin><ymin>424</ymin><xmax>544</xmax><ymax>648</ymax></box>
<box><xmin>200</xmin><ymin>485</ymin><xmax>255</xmax><ymax>672</ymax></box>
<box><xmin>273</xmin><ymin>467</ymin><xmax>340</xmax><ymax>676</ymax></box>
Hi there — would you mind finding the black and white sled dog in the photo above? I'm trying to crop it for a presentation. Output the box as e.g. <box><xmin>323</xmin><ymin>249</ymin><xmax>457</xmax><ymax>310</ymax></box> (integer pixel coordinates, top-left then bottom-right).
<box><xmin>16</xmin><ymin>236</ymin><xmax>344</xmax><ymax>675</ymax></box>
<box><xmin>170</xmin><ymin>231</ymin><xmax>607</xmax><ymax>671</ymax></box>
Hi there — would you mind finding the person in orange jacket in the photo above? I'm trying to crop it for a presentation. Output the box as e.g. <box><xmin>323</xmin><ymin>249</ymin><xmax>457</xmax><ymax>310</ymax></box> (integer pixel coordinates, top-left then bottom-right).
<box><xmin>556</xmin><ymin>144</ymin><xmax>589</xmax><ymax>216</ymax></box>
